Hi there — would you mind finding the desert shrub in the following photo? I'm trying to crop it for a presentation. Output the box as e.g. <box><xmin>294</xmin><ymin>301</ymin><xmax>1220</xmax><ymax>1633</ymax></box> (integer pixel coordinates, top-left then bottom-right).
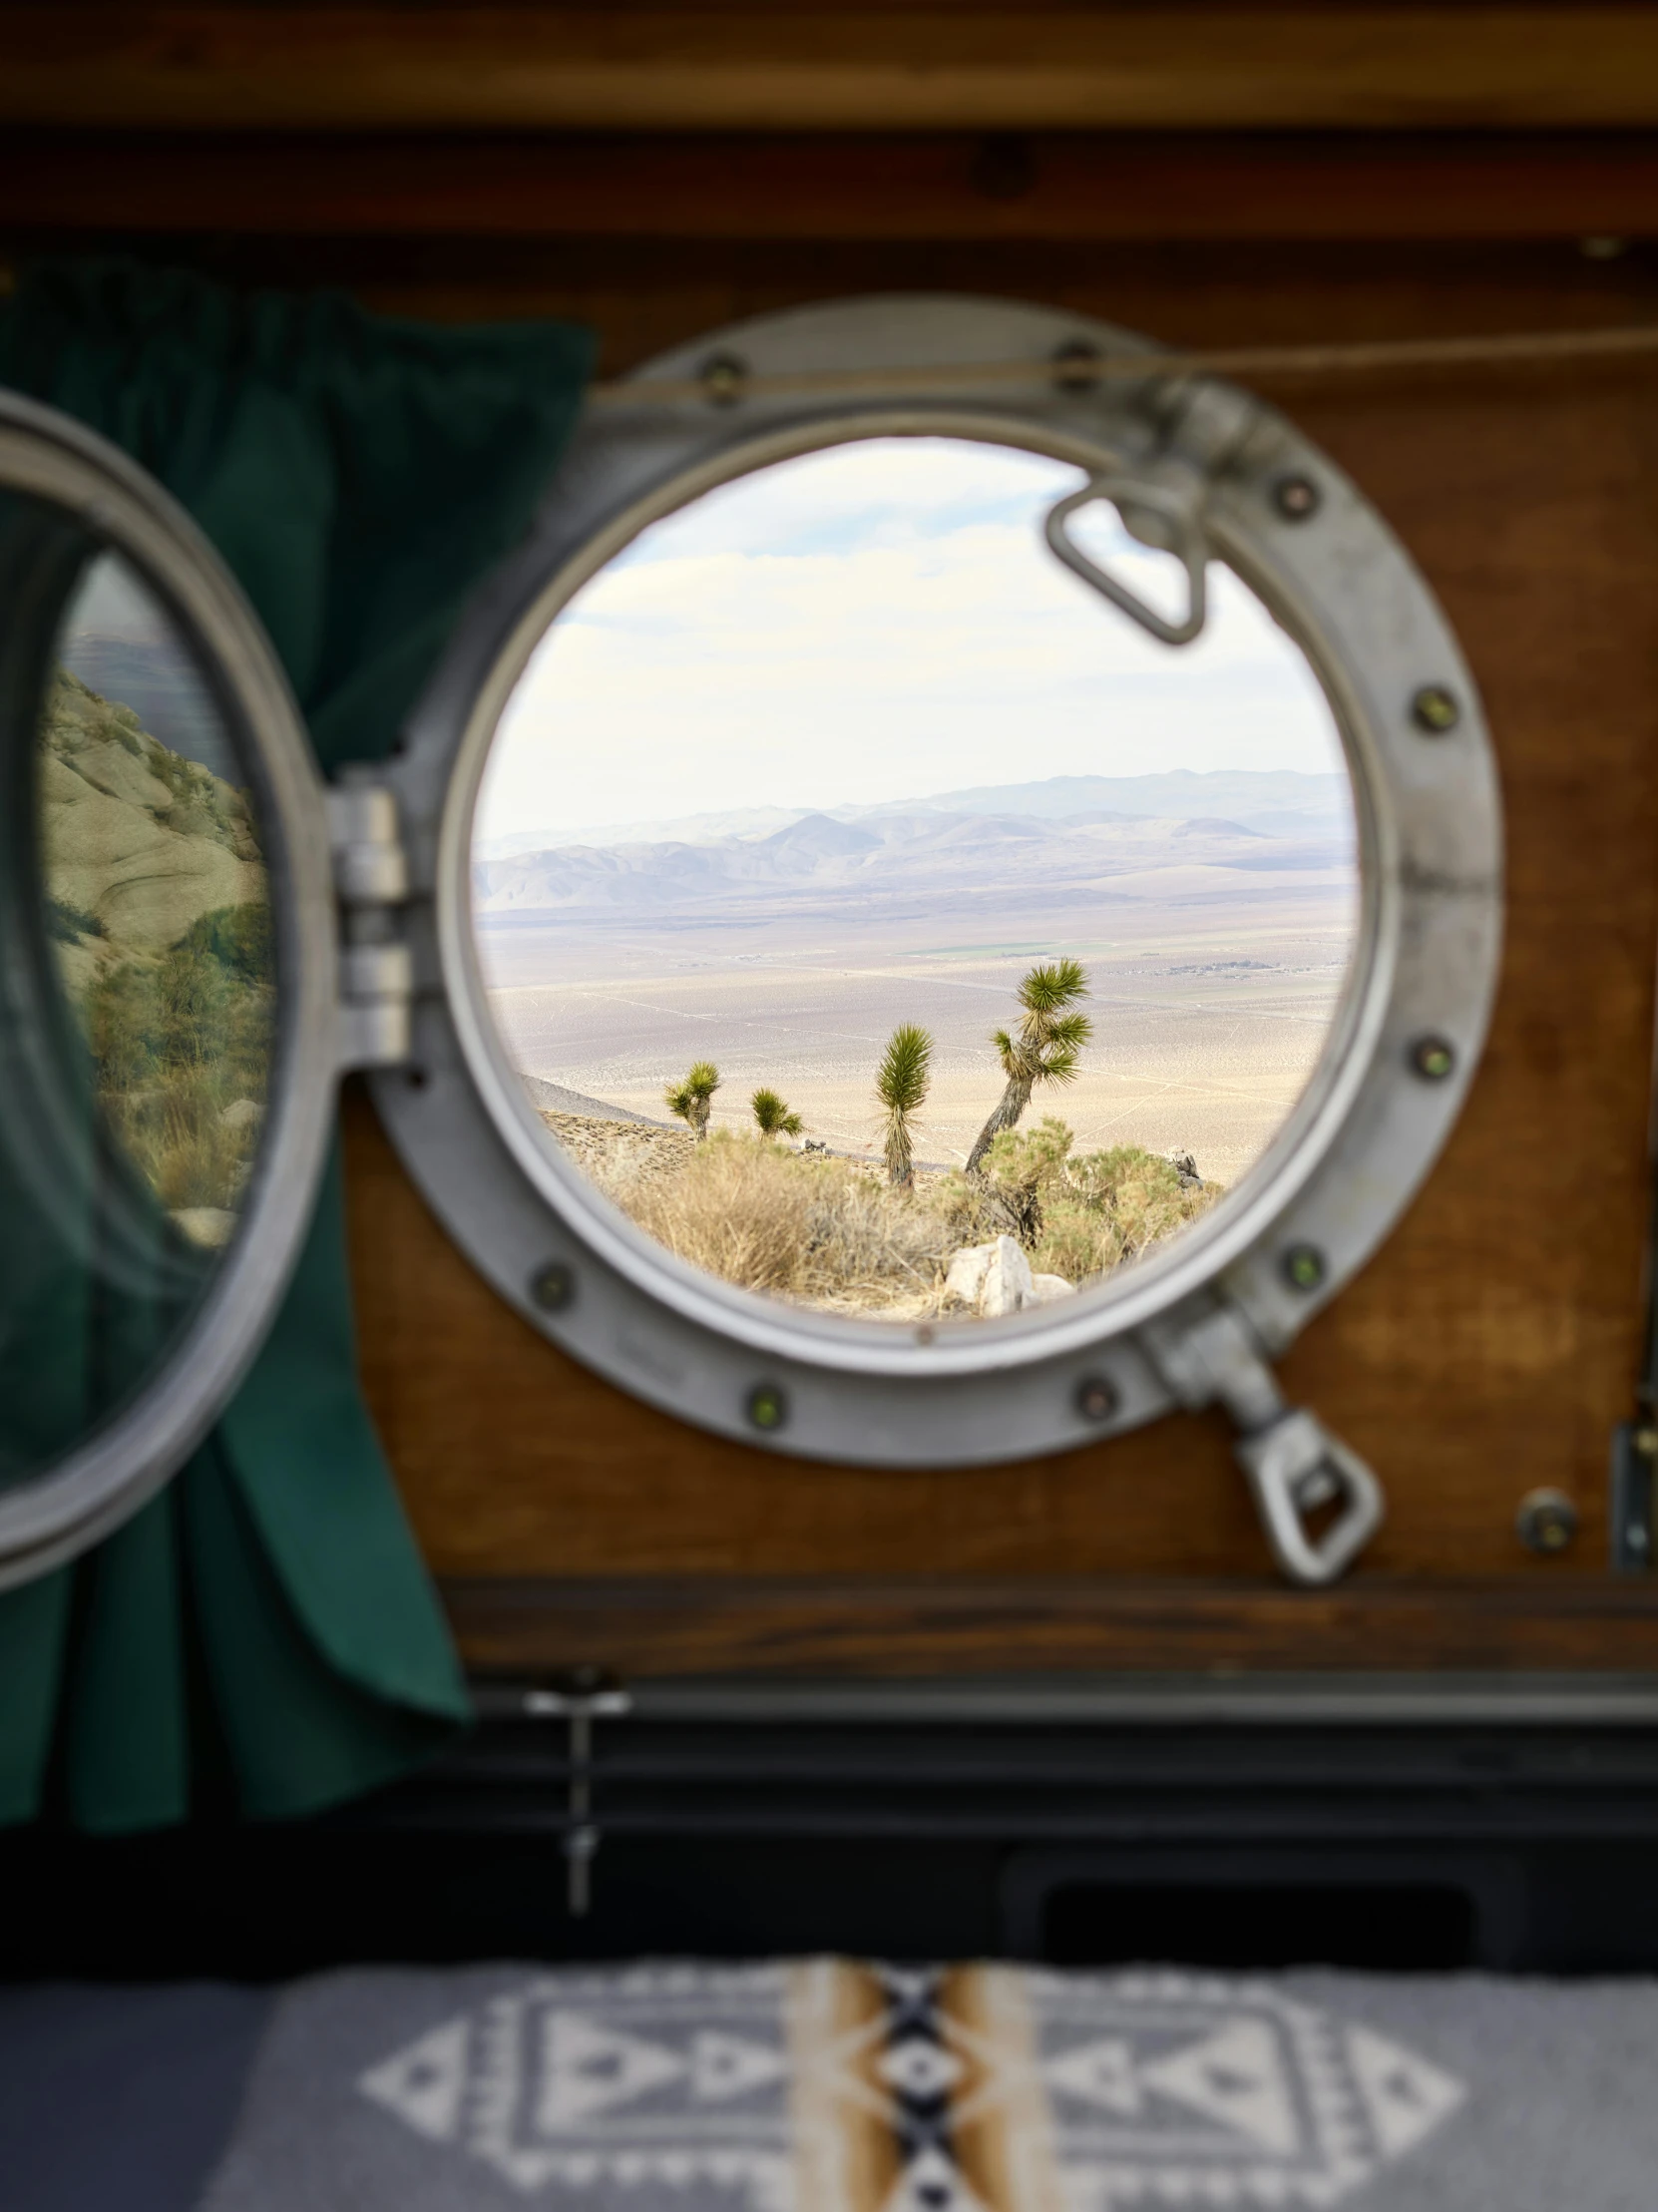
<box><xmin>46</xmin><ymin>895</ymin><xmax>104</xmax><ymax>944</ymax></box>
<box><xmin>180</xmin><ymin>901</ymin><xmax>271</xmax><ymax>987</ymax></box>
<box><xmin>620</xmin><ymin>1132</ymin><xmax>958</xmax><ymax>1315</ymax></box>
<box><xmin>964</xmin><ymin>1116</ymin><xmax>1222</xmax><ymax>1283</ymax></box>
<box><xmin>81</xmin><ymin>903</ymin><xmax>273</xmax><ymax>1214</ymax></box>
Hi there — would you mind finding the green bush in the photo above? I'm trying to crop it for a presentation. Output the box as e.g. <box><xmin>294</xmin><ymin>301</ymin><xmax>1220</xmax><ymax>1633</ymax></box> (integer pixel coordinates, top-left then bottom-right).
<box><xmin>949</xmin><ymin>1116</ymin><xmax>1221</xmax><ymax>1284</ymax></box>
<box><xmin>46</xmin><ymin>895</ymin><xmax>104</xmax><ymax>944</ymax></box>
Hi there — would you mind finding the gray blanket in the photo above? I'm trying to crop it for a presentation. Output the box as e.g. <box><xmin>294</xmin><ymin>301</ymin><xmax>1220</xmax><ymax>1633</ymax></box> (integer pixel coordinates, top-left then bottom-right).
<box><xmin>195</xmin><ymin>1961</ymin><xmax>1658</xmax><ymax>2212</ymax></box>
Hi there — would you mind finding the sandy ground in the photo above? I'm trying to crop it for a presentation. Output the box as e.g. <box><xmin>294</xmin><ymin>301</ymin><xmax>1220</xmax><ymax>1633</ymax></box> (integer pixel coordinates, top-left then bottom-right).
<box><xmin>479</xmin><ymin>870</ymin><xmax>1357</xmax><ymax>1189</ymax></box>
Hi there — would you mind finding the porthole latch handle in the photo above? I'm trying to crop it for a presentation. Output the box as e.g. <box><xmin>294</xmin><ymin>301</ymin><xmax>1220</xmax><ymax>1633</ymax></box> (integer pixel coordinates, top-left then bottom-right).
<box><xmin>328</xmin><ymin>776</ymin><xmax>414</xmax><ymax>1071</ymax></box>
<box><xmin>1043</xmin><ymin>471</ymin><xmax>1208</xmax><ymax>648</ymax></box>
<box><xmin>1144</xmin><ymin>1303</ymin><xmax>1385</xmax><ymax>1586</ymax></box>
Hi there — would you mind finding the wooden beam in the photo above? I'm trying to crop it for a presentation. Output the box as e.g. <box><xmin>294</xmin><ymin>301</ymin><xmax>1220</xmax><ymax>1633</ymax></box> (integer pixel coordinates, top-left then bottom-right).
<box><xmin>444</xmin><ymin>1575</ymin><xmax>1658</xmax><ymax>1678</ymax></box>
<box><xmin>8</xmin><ymin>133</ymin><xmax>1658</xmax><ymax>240</ymax></box>
<box><xmin>6</xmin><ymin>11</ymin><xmax>1658</xmax><ymax>135</ymax></box>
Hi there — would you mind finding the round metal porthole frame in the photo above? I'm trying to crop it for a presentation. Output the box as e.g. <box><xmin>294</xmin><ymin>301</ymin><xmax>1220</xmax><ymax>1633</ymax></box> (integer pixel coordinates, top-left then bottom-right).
<box><xmin>0</xmin><ymin>393</ymin><xmax>341</xmax><ymax>1588</ymax></box>
<box><xmin>375</xmin><ymin>293</ymin><xmax>1503</xmax><ymax>1473</ymax></box>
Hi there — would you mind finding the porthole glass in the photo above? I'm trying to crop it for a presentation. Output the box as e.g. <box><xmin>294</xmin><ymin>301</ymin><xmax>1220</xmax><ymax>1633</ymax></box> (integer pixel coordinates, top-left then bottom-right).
<box><xmin>0</xmin><ymin>504</ymin><xmax>274</xmax><ymax>1494</ymax></box>
<box><xmin>470</xmin><ymin>437</ymin><xmax>1359</xmax><ymax>1326</ymax></box>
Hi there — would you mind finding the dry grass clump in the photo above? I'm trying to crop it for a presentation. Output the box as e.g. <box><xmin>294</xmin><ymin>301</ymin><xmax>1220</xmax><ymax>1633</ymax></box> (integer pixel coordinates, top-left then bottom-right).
<box><xmin>619</xmin><ymin>1131</ymin><xmax>960</xmax><ymax>1317</ymax></box>
<box><xmin>77</xmin><ymin>902</ymin><xmax>273</xmax><ymax>1218</ymax></box>
<box><xmin>552</xmin><ymin>1113</ymin><xmax>1224</xmax><ymax>1317</ymax></box>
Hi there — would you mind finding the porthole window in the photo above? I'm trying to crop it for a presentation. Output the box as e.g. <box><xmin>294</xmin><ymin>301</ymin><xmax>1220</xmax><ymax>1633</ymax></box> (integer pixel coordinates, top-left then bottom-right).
<box><xmin>0</xmin><ymin>394</ymin><xmax>339</xmax><ymax>1587</ymax></box>
<box><xmin>0</xmin><ymin>297</ymin><xmax>1502</xmax><ymax>1590</ymax></box>
<box><xmin>380</xmin><ymin>297</ymin><xmax>1501</xmax><ymax>1584</ymax></box>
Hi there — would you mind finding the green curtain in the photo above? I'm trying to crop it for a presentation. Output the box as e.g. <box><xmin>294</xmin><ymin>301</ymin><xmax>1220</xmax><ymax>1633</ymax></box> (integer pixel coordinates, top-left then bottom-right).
<box><xmin>0</xmin><ymin>259</ymin><xmax>595</xmax><ymax>1829</ymax></box>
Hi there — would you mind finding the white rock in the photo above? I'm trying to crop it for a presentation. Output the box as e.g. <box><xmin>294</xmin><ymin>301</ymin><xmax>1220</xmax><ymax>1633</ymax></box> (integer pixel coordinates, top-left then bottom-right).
<box><xmin>946</xmin><ymin>1235</ymin><xmax>1039</xmax><ymax>1317</ymax></box>
<box><xmin>981</xmin><ymin>1235</ymin><xmax>1035</xmax><ymax>1316</ymax></box>
<box><xmin>944</xmin><ymin>1241</ymin><xmax>995</xmax><ymax>1307</ymax></box>
<box><xmin>218</xmin><ymin>1097</ymin><xmax>264</xmax><ymax>1132</ymax></box>
<box><xmin>171</xmin><ymin>1206</ymin><xmax>237</xmax><ymax>1250</ymax></box>
<box><xmin>1030</xmin><ymin>1272</ymin><xmax>1076</xmax><ymax>1304</ymax></box>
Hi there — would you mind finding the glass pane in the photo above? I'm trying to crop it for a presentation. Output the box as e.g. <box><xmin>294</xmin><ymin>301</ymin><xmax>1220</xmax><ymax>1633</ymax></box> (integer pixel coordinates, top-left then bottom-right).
<box><xmin>0</xmin><ymin>498</ymin><xmax>275</xmax><ymax>1489</ymax></box>
<box><xmin>471</xmin><ymin>438</ymin><xmax>1359</xmax><ymax>1326</ymax></box>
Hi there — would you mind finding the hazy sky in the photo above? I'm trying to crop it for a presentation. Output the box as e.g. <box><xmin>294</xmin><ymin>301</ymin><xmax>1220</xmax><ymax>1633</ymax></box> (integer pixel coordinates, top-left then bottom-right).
<box><xmin>475</xmin><ymin>437</ymin><xmax>1345</xmax><ymax>846</ymax></box>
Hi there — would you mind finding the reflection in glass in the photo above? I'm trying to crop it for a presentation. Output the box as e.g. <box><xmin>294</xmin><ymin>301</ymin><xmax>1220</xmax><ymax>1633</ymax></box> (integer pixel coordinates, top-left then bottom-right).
<box><xmin>0</xmin><ymin>497</ymin><xmax>274</xmax><ymax>1493</ymax></box>
<box><xmin>472</xmin><ymin>438</ymin><xmax>1359</xmax><ymax>1324</ymax></box>
<box><xmin>41</xmin><ymin>553</ymin><xmax>273</xmax><ymax>1246</ymax></box>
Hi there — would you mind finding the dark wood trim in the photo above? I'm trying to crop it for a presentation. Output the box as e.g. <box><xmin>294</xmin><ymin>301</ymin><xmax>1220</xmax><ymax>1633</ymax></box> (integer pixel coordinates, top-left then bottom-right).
<box><xmin>444</xmin><ymin>1575</ymin><xmax>1658</xmax><ymax>1679</ymax></box>
<box><xmin>9</xmin><ymin>132</ymin><xmax>1658</xmax><ymax>241</ymax></box>
<box><xmin>4</xmin><ymin>11</ymin><xmax>1658</xmax><ymax>137</ymax></box>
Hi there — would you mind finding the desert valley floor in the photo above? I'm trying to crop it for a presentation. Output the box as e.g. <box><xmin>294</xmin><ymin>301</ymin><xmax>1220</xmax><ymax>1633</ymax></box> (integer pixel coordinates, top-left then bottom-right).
<box><xmin>479</xmin><ymin>882</ymin><xmax>1355</xmax><ymax>1189</ymax></box>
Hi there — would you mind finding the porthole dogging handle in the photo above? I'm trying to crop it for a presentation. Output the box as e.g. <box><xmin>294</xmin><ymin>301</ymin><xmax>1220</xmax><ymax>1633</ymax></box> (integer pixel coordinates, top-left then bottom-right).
<box><xmin>1144</xmin><ymin>1303</ymin><xmax>1385</xmax><ymax>1585</ymax></box>
<box><xmin>1042</xmin><ymin>471</ymin><xmax>1208</xmax><ymax>648</ymax></box>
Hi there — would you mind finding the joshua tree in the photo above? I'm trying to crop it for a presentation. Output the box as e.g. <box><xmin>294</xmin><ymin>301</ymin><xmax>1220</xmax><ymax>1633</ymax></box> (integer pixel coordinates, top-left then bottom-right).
<box><xmin>751</xmin><ymin>1086</ymin><xmax>804</xmax><ymax>1139</ymax></box>
<box><xmin>665</xmin><ymin>1060</ymin><xmax>720</xmax><ymax>1140</ymax></box>
<box><xmin>965</xmin><ymin>959</ymin><xmax>1092</xmax><ymax>1176</ymax></box>
<box><xmin>875</xmin><ymin>1023</ymin><xmax>934</xmax><ymax>1190</ymax></box>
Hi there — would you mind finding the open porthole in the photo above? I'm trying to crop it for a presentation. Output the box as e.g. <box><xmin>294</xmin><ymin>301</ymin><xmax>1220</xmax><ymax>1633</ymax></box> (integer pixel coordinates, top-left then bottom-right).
<box><xmin>0</xmin><ymin>295</ymin><xmax>1501</xmax><ymax>1593</ymax></box>
<box><xmin>376</xmin><ymin>296</ymin><xmax>1502</xmax><ymax>1585</ymax></box>
<box><xmin>0</xmin><ymin>392</ymin><xmax>341</xmax><ymax>1588</ymax></box>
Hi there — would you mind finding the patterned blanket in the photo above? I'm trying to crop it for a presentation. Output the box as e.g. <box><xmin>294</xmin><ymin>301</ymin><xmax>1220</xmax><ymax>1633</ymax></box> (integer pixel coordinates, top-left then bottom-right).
<box><xmin>194</xmin><ymin>1960</ymin><xmax>1657</xmax><ymax>2212</ymax></box>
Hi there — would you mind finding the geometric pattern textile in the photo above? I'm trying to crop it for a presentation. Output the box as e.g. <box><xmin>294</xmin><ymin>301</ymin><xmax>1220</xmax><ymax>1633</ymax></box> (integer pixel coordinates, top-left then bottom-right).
<box><xmin>354</xmin><ymin>1964</ymin><xmax>1464</xmax><ymax>2209</ymax></box>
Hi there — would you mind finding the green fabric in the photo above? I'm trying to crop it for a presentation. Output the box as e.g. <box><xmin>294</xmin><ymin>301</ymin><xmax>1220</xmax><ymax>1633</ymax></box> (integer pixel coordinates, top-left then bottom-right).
<box><xmin>0</xmin><ymin>259</ymin><xmax>595</xmax><ymax>1828</ymax></box>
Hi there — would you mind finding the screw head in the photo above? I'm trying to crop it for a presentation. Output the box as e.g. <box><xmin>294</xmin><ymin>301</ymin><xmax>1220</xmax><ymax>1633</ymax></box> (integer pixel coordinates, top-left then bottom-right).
<box><xmin>1273</xmin><ymin>474</ymin><xmax>1321</xmax><ymax>521</ymax></box>
<box><xmin>700</xmin><ymin>352</ymin><xmax>747</xmax><ymax>406</ymax></box>
<box><xmin>1075</xmin><ymin>1376</ymin><xmax>1118</xmax><ymax>1423</ymax></box>
<box><xmin>1282</xmin><ymin>1243</ymin><xmax>1327</xmax><ymax>1293</ymax></box>
<box><xmin>747</xmin><ymin>1381</ymin><xmax>788</xmax><ymax>1433</ymax></box>
<box><xmin>1410</xmin><ymin>1035</ymin><xmax>1456</xmax><ymax>1082</ymax></box>
<box><xmin>530</xmin><ymin>1260</ymin><xmax>575</xmax><ymax>1313</ymax></box>
<box><xmin>1050</xmin><ymin>337</ymin><xmax>1101</xmax><ymax>393</ymax></box>
<box><xmin>1411</xmin><ymin>683</ymin><xmax>1460</xmax><ymax>734</ymax></box>
<box><xmin>1516</xmin><ymin>1487</ymin><xmax>1578</xmax><ymax>1555</ymax></box>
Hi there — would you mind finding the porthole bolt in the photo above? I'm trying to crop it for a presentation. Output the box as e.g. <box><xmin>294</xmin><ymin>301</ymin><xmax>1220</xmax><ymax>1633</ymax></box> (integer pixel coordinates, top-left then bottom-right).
<box><xmin>531</xmin><ymin>1260</ymin><xmax>576</xmax><ymax>1313</ymax></box>
<box><xmin>1282</xmin><ymin>1244</ymin><xmax>1327</xmax><ymax>1293</ymax></box>
<box><xmin>1411</xmin><ymin>683</ymin><xmax>1460</xmax><ymax>734</ymax></box>
<box><xmin>1410</xmin><ymin>1035</ymin><xmax>1456</xmax><ymax>1082</ymax></box>
<box><xmin>1273</xmin><ymin>474</ymin><xmax>1320</xmax><ymax>521</ymax></box>
<box><xmin>700</xmin><ymin>352</ymin><xmax>748</xmax><ymax>406</ymax></box>
<box><xmin>747</xmin><ymin>1382</ymin><xmax>788</xmax><ymax>1433</ymax></box>
<box><xmin>1075</xmin><ymin>1376</ymin><xmax>1118</xmax><ymax>1423</ymax></box>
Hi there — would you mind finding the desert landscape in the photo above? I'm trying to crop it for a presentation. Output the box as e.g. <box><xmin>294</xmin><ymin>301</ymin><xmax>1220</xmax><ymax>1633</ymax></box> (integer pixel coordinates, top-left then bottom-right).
<box><xmin>473</xmin><ymin>767</ymin><xmax>1358</xmax><ymax>1316</ymax></box>
<box><xmin>36</xmin><ymin>585</ymin><xmax>273</xmax><ymax>1252</ymax></box>
<box><xmin>477</xmin><ymin>768</ymin><xmax>1357</xmax><ymax>1184</ymax></box>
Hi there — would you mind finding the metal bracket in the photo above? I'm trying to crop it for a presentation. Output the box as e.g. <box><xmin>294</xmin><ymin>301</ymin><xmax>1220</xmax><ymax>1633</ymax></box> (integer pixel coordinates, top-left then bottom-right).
<box><xmin>524</xmin><ymin>1673</ymin><xmax>633</xmax><ymax>1917</ymax></box>
<box><xmin>1143</xmin><ymin>1303</ymin><xmax>1385</xmax><ymax>1585</ymax></box>
<box><xmin>327</xmin><ymin>778</ymin><xmax>413</xmax><ymax>1070</ymax></box>
<box><xmin>1043</xmin><ymin>471</ymin><xmax>1208</xmax><ymax>647</ymax></box>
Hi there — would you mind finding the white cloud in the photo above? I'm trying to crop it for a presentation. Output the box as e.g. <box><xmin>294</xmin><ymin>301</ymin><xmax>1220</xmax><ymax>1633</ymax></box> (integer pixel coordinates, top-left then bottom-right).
<box><xmin>477</xmin><ymin>437</ymin><xmax>1344</xmax><ymax>843</ymax></box>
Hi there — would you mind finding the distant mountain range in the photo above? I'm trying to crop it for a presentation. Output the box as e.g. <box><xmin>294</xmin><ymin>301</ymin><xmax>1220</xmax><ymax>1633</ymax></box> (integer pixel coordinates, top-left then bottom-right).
<box><xmin>473</xmin><ymin>772</ymin><xmax>1355</xmax><ymax>924</ymax></box>
<box><xmin>474</xmin><ymin>770</ymin><xmax>1350</xmax><ymax>861</ymax></box>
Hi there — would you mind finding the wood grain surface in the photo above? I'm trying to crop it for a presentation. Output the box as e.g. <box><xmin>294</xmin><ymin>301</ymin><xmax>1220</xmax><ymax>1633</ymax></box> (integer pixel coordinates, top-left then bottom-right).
<box><xmin>8</xmin><ymin>132</ymin><xmax>1658</xmax><ymax>243</ymax></box>
<box><xmin>321</xmin><ymin>234</ymin><xmax>1658</xmax><ymax>1677</ymax></box>
<box><xmin>443</xmin><ymin>1574</ymin><xmax>1658</xmax><ymax>1678</ymax></box>
<box><xmin>7</xmin><ymin>10</ymin><xmax>1658</xmax><ymax>136</ymax></box>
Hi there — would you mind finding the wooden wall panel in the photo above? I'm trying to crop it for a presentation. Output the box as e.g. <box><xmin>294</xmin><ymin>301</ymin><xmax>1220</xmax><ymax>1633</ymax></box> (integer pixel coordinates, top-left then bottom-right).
<box><xmin>7</xmin><ymin>10</ymin><xmax>1658</xmax><ymax>137</ymax></box>
<box><xmin>330</xmin><ymin>239</ymin><xmax>1658</xmax><ymax>1672</ymax></box>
